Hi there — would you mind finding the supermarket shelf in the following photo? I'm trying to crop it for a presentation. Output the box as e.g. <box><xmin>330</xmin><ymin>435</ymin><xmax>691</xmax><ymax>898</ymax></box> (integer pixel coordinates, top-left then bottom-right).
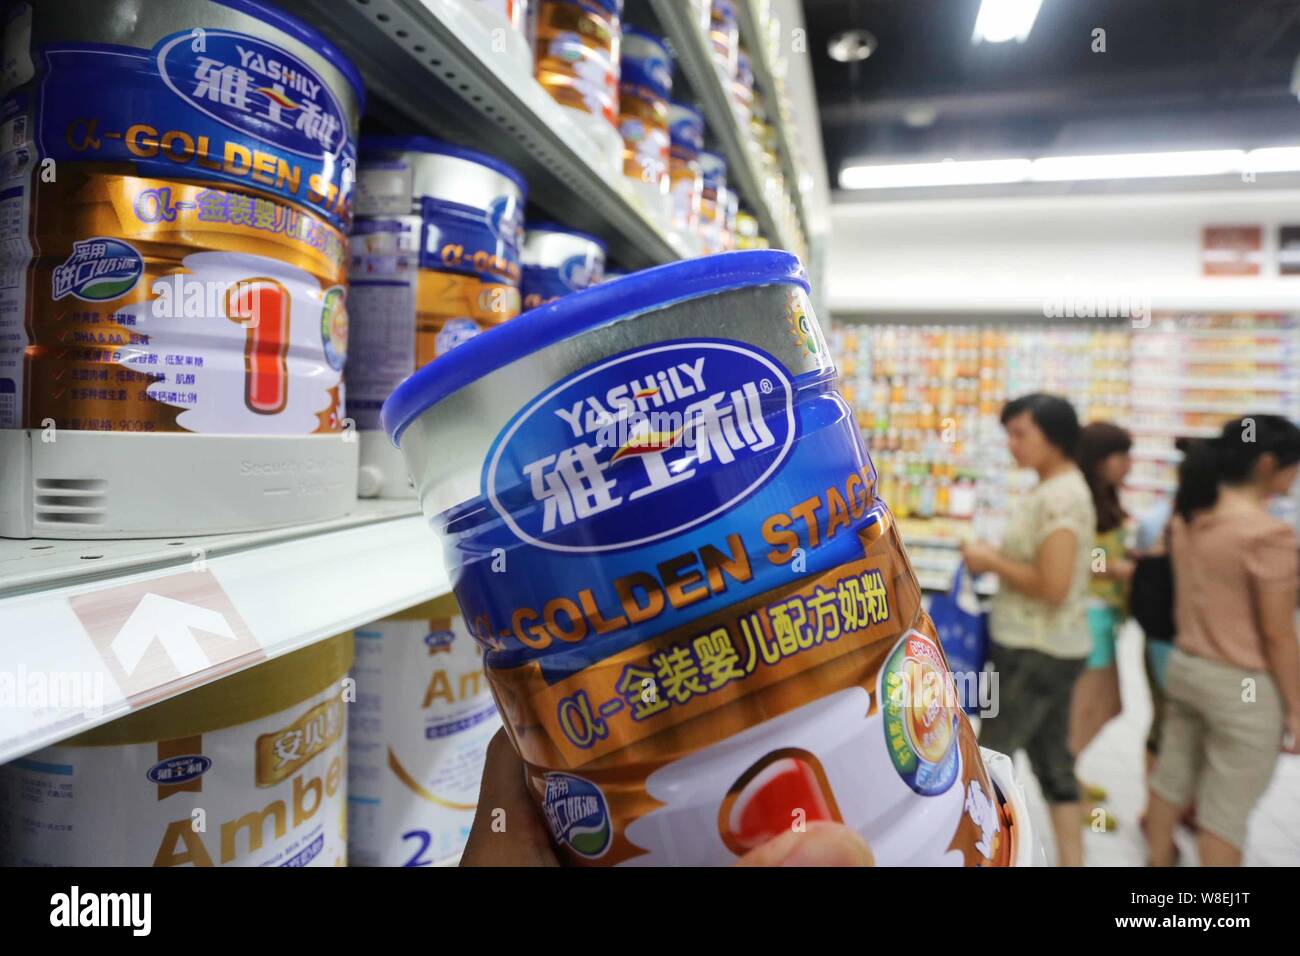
<box><xmin>1135</xmin><ymin>375</ymin><xmax>1300</xmax><ymax>391</ymax></box>
<box><xmin>734</xmin><ymin>0</ymin><xmax>808</xmax><ymax>240</ymax></box>
<box><xmin>1131</xmin><ymin>447</ymin><xmax>1186</xmax><ymax>463</ymax></box>
<box><xmin>278</xmin><ymin>0</ymin><xmax>681</xmax><ymax>269</ymax></box>
<box><xmin>1127</xmin><ymin>423</ymin><xmax>1220</xmax><ymax>438</ymax></box>
<box><xmin>1132</xmin><ymin>349</ymin><xmax>1291</xmax><ymax>363</ymax></box>
<box><xmin>650</xmin><ymin>0</ymin><xmax>791</xmax><ymax>249</ymax></box>
<box><xmin>1158</xmin><ymin>328</ymin><xmax>1295</xmax><ymax>339</ymax></box>
<box><xmin>1130</xmin><ymin>398</ymin><xmax>1293</xmax><ymax>414</ymax></box>
<box><xmin>917</xmin><ymin>571</ymin><xmax>997</xmax><ymax>597</ymax></box>
<box><xmin>0</xmin><ymin>500</ymin><xmax>449</xmax><ymax>764</ymax></box>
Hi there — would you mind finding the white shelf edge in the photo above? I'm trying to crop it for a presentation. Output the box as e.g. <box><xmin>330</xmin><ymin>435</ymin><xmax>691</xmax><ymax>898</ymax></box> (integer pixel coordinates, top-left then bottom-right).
<box><xmin>0</xmin><ymin>501</ymin><xmax>450</xmax><ymax>764</ymax></box>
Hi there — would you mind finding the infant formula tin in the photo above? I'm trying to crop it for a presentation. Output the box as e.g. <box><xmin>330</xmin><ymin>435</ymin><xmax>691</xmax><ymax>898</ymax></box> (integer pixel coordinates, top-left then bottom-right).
<box><xmin>722</xmin><ymin>187</ymin><xmax>739</xmax><ymax>252</ymax></box>
<box><xmin>347</xmin><ymin>596</ymin><xmax>502</xmax><ymax>867</ymax></box>
<box><xmin>618</xmin><ymin>28</ymin><xmax>671</xmax><ymax>207</ymax></box>
<box><xmin>735</xmin><ymin>209</ymin><xmax>768</xmax><ymax>250</ymax></box>
<box><xmin>667</xmin><ymin>102</ymin><xmax>704</xmax><ymax>235</ymax></box>
<box><xmin>733</xmin><ymin>47</ymin><xmax>755</xmax><ymax>114</ymax></box>
<box><xmin>0</xmin><ymin>0</ymin><xmax>364</xmax><ymax>536</ymax></box>
<box><xmin>351</xmin><ymin>137</ymin><xmax>524</xmax><ymax>418</ymax></box>
<box><xmin>520</xmin><ymin>223</ymin><xmax>606</xmax><ymax>311</ymax></box>
<box><xmin>0</xmin><ymin>634</ymin><xmax>353</xmax><ymax>867</ymax></box>
<box><xmin>382</xmin><ymin>251</ymin><xmax>1022</xmax><ymax>866</ymax></box>
<box><xmin>709</xmin><ymin>0</ymin><xmax>740</xmax><ymax>79</ymax></box>
<box><xmin>350</xmin><ymin>136</ymin><xmax>524</xmax><ymax>498</ymax></box>
<box><xmin>534</xmin><ymin>0</ymin><xmax>623</xmax><ymax>134</ymax></box>
<box><xmin>698</xmin><ymin>150</ymin><xmax>728</xmax><ymax>253</ymax></box>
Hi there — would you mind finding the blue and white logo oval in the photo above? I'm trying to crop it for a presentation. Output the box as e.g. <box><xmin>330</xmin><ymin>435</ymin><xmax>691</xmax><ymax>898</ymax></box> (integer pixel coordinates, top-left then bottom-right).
<box><xmin>485</xmin><ymin>340</ymin><xmax>796</xmax><ymax>553</ymax></box>
<box><xmin>559</xmin><ymin>253</ymin><xmax>600</xmax><ymax>291</ymax></box>
<box><xmin>542</xmin><ymin>773</ymin><xmax>611</xmax><ymax>859</ymax></box>
<box><xmin>486</xmin><ymin>194</ymin><xmax>523</xmax><ymax>248</ymax></box>
<box><xmin>146</xmin><ymin>754</ymin><xmax>212</xmax><ymax>786</ymax></box>
<box><xmin>156</xmin><ymin>30</ymin><xmax>349</xmax><ymax>160</ymax></box>
<box><xmin>51</xmin><ymin>238</ymin><xmax>143</xmax><ymax>302</ymax></box>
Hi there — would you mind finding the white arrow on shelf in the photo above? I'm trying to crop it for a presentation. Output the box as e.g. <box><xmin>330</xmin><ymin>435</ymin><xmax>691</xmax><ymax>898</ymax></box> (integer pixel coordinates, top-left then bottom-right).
<box><xmin>110</xmin><ymin>594</ymin><xmax>237</xmax><ymax>678</ymax></box>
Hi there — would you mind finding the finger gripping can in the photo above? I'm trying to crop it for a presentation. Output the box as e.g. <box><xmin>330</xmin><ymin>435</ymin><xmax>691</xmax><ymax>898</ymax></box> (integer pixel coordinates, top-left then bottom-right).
<box><xmin>384</xmin><ymin>251</ymin><xmax>1019</xmax><ymax>866</ymax></box>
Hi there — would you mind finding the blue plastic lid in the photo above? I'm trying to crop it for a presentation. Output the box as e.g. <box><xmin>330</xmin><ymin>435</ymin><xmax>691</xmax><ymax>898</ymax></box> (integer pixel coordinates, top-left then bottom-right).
<box><xmin>360</xmin><ymin>135</ymin><xmax>529</xmax><ymax>195</ymax></box>
<box><xmin>212</xmin><ymin>0</ymin><xmax>367</xmax><ymax>113</ymax></box>
<box><xmin>383</xmin><ymin>249</ymin><xmax>807</xmax><ymax>444</ymax></box>
<box><xmin>621</xmin><ymin>25</ymin><xmax>669</xmax><ymax>52</ymax></box>
<box><xmin>525</xmin><ymin>221</ymin><xmax>608</xmax><ymax>252</ymax></box>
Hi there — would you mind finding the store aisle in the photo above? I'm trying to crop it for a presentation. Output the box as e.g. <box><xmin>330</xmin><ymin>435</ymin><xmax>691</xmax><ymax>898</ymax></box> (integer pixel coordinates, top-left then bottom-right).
<box><xmin>1008</xmin><ymin>623</ymin><xmax>1300</xmax><ymax>867</ymax></box>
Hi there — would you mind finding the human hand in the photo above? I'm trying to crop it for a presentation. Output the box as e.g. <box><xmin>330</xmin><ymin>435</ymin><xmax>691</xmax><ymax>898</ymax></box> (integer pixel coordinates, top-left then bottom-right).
<box><xmin>1284</xmin><ymin>712</ymin><xmax>1300</xmax><ymax>756</ymax></box>
<box><xmin>460</xmin><ymin>729</ymin><xmax>875</xmax><ymax>867</ymax></box>
<box><xmin>960</xmin><ymin>541</ymin><xmax>998</xmax><ymax>576</ymax></box>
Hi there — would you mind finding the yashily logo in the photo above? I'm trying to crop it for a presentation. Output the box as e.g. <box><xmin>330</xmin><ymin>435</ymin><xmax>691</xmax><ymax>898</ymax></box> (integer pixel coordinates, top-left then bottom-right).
<box><xmin>49</xmin><ymin>886</ymin><xmax>151</xmax><ymax>936</ymax></box>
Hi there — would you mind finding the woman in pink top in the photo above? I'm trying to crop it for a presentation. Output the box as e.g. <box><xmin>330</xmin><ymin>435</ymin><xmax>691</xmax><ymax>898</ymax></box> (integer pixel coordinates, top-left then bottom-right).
<box><xmin>1147</xmin><ymin>415</ymin><xmax>1300</xmax><ymax>867</ymax></box>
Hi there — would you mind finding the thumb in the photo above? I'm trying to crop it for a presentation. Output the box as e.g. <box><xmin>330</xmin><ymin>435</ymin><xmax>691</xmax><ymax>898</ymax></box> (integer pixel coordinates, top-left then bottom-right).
<box><xmin>734</xmin><ymin>821</ymin><xmax>875</xmax><ymax>867</ymax></box>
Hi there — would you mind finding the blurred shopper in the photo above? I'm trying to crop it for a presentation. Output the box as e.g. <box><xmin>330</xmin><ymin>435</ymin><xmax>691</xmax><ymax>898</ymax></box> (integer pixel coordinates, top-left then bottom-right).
<box><xmin>1146</xmin><ymin>415</ymin><xmax>1300</xmax><ymax>867</ymax></box>
<box><xmin>1069</xmin><ymin>422</ymin><xmax>1135</xmax><ymax>826</ymax></box>
<box><xmin>962</xmin><ymin>393</ymin><xmax>1095</xmax><ymax>867</ymax></box>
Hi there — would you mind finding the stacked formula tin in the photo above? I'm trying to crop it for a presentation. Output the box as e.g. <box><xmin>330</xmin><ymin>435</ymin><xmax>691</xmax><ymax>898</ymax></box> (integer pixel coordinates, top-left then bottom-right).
<box><xmin>348</xmin><ymin>137</ymin><xmax>526</xmax><ymax>498</ymax></box>
<box><xmin>0</xmin><ymin>0</ymin><xmax>365</xmax><ymax>537</ymax></box>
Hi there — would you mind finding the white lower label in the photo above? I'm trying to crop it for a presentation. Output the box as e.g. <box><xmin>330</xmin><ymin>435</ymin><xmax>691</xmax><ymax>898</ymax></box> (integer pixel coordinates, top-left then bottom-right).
<box><xmin>0</xmin><ymin>683</ymin><xmax>347</xmax><ymax>867</ymax></box>
<box><xmin>347</xmin><ymin>614</ymin><xmax>501</xmax><ymax>867</ymax></box>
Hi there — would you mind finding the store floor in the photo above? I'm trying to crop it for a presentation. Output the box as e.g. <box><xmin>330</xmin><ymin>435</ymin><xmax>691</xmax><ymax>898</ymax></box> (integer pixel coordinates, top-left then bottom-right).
<box><xmin>1001</xmin><ymin>622</ymin><xmax>1300</xmax><ymax>867</ymax></box>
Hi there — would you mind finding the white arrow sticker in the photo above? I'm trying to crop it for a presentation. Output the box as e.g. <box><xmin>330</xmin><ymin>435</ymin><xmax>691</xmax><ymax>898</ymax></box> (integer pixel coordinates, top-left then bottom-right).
<box><xmin>110</xmin><ymin>594</ymin><xmax>238</xmax><ymax>678</ymax></box>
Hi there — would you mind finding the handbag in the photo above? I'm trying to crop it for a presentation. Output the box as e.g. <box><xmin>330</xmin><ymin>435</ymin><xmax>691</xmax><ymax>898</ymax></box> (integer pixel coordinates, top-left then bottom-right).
<box><xmin>928</xmin><ymin>563</ymin><xmax>989</xmax><ymax>713</ymax></box>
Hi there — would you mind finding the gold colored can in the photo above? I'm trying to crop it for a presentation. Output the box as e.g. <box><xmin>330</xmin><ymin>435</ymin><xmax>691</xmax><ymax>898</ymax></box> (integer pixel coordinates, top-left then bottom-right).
<box><xmin>533</xmin><ymin>0</ymin><xmax>622</xmax><ymax>130</ymax></box>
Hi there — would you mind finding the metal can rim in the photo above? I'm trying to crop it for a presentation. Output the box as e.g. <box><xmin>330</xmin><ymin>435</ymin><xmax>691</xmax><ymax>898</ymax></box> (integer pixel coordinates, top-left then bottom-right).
<box><xmin>381</xmin><ymin>249</ymin><xmax>807</xmax><ymax>445</ymax></box>
<box><xmin>360</xmin><ymin>134</ymin><xmax>530</xmax><ymax>197</ymax></box>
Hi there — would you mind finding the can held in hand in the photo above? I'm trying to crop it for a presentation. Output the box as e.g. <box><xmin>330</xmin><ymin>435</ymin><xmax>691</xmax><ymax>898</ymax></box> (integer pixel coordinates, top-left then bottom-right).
<box><xmin>521</xmin><ymin>223</ymin><xmax>607</xmax><ymax>311</ymax></box>
<box><xmin>347</xmin><ymin>597</ymin><xmax>502</xmax><ymax>867</ymax></box>
<box><xmin>0</xmin><ymin>634</ymin><xmax>353</xmax><ymax>866</ymax></box>
<box><xmin>350</xmin><ymin>136</ymin><xmax>525</xmax><ymax>432</ymax></box>
<box><xmin>382</xmin><ymin>251</ymin><xmax>1021</xmax><ymax>866</ymax></box>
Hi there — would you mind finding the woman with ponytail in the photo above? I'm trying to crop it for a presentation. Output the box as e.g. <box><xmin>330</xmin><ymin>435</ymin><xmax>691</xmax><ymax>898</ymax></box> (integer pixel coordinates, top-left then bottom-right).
<box><xmin>962</xmin><ymin>393</ymin><xmax>1096</xmax><ymax>866</ymax></box>
<box><xmin>1147</xmin><ymin>415</ymin><xmax>1300</xmax><ymax>866</ymax></box>
<box><xmin>1069</xmin><ymin>421</ymin><xmax>1135</xmax><ymax>827</ymax></box>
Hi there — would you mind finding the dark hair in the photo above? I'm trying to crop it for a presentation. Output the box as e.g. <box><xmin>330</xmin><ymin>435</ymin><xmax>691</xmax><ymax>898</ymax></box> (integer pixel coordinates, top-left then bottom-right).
<box><xmin>1174</xmin><ymin>414</ymin><xmax>1300</xmax><ymax>520</ymax></box>
<box><xmin>1000</xmin><ymin>392</ymin><xmax>1081</xmax><ymax>459</ymax></box>
<box><xmin>1077</xmin><ymin>421</ymin><xmax>1133</xmax><ymax>533</ymax></box>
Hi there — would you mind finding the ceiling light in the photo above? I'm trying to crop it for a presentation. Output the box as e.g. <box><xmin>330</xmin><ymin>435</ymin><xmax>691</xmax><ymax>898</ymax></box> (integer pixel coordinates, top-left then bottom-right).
<box><xmin>972</xmin><ymin>0</ymin><xmax>1043</xmax><ymax>44</ymax></box>
<box><xmin>839</xmin><ymin>146</ymin><xmax>1300</xmax><ymax>190</ymax></box>
<box><xmin>1029</xmin><ymin>150</ymin><xmax>1245</xmax><ymax>181</ymax></box>
<box><xmin>828</xmin><ymin>29</ymin><xmax>877</xmax><ymax>63</ymax></box>
<box><xmin>839</xmin><ymin>157</ymin><xmax>1032</xmax><ymax>190</ymax></box>
<box><xmin>1244</xmin><ymin>147</ymin><xmax>1300</xmax><ymax>173</ymax></box>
